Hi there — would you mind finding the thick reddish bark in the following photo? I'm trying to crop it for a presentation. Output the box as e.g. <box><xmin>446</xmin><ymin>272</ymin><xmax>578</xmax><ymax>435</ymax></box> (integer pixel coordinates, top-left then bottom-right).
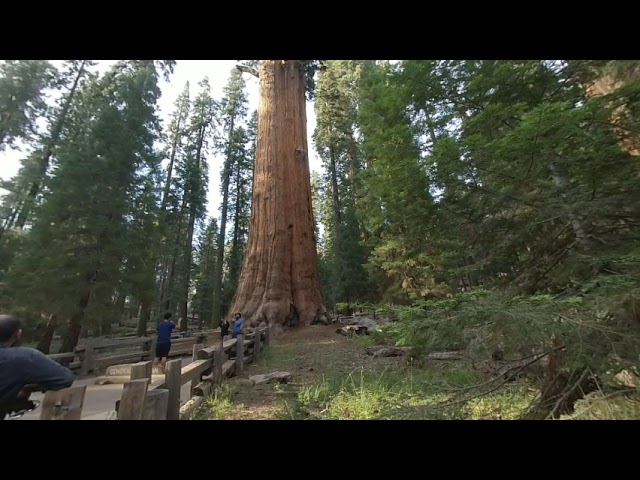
<box><xmin>227</xmin><ymin>60</ymin><xmax>327</xmax><ymax>328</ymax></box>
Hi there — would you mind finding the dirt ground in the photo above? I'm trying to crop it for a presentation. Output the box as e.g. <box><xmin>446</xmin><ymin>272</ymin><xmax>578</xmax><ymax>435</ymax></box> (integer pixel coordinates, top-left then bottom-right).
<box><xmin>204</xmin><ymin>322</ymin><xmax>405</xmax><ymax>420</ymax></box>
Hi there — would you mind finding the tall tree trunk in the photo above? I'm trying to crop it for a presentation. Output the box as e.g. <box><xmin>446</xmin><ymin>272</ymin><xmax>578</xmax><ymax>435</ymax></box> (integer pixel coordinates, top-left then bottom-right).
<box><xmin>181</xmin><ymin>123</ymin><xmax>206</xmax><ymax>330</ymax></box>
<box><xmin>228</xmin><ymin>160</ymin><xmax>244</xmax><ymax>291</ymax></box>
<box><xmin>36</xmin><ymin>314</ymin><xmax>57</xmax><ymax>354</ymax></box>
<box><xmin>114</xmin><ymin>289</ymin><xmax>127</xmax><ymax>325</ymax></box>
<box><xmin>161</xmin><ymin>112</ymin><xmax>185</xmax><ymax>211</ymax></box>
<box><xmin>549</xmin><ymin>161</ymin><xmax>589</xmax><ymax>242</ymax></box>
<box><xmin>227</xmin><ymin>60</ymin><xmax>327</xmax><ymax>328</ymax></box>
<box><xmin>59</xmin><ymin>292</ymin><xmax>90</xmax><ymax>353</ymax></box>
<box><xmin>138</xmin><ymin>299</ymin><xmax>151</xmax><ymax>337</ymax></box>
<box><xmin>130</xmin><ymin>299</ymin><xmax>140</xmax><ymax>319</ymax></box>
<box><xmin>164</xmin><ymin>209</ymin><xmax>186</xmax><ymax>312</ymax></box>
<box><xmin>101</xmin><ymin>317</ymin><xmax>112</xmax><ymax>336</ymax></box>
<box><xmin>232</xmin><ymin>159</ymin><xmax>242</xmax><ymax>254</ymax></box>
<box><xmin>329</xmin><ymin>146</ymin><xmax>342</xmax><ymax>224</ymax></box>
<box><xmin>211</xmin><ymin>114</ymin><xmax>235</xmax><ymax>327</ymax></box>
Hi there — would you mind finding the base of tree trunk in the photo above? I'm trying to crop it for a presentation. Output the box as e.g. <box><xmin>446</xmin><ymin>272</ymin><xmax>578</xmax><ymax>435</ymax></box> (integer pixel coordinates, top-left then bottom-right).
<box><xmin>59</xmin><ymin>317</ymin><xmax>82</xmax><ymax>354</ymax></box>
<box><xmin>59</xmin><ymin>293</ymin><xmax>89</xmax><ymax>353</ymax></box>
<box><xmin>226</xmin><ymin>61</ymin><xmax>328</xmax><ymax>328</ymax></box>
<box><xmin>137</xmin><ymin>301</ymin><xmax>150</xmax><ymax>337</ymax></box>
<box><xmin>36</xmin><ymin>314</ymin><xmax>57</xmax><ymax>354</ymax></box>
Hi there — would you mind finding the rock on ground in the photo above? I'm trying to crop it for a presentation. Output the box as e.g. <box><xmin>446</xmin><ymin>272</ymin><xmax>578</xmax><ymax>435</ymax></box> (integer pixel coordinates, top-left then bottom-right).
<box><xmin>365</xmin><ymin>346</ymin><xmax>413</xmax><ymax>357</ymax></box>
<box><xmin>615</xmin><ymin>369</ymin><xmax>640</xmax><ymax>388</ymax></box>
<box><xmin>336</xmin><ymin>325</ymin><xmax>368</xmax><ymax>336</ymax></box>
<box><xmin>364</xmin><ymin>346</ymin><xmax>463</xmax><ymax>360</ymax></box>
<box><xmin>342</xmin><ymin>316</ymin><xmax>380</xmax><ymax>331</ymax></box>
<box><xmin>249</xmin><ymin>371</ymin><xmax>292</xmax><ymax>385</ymax></box>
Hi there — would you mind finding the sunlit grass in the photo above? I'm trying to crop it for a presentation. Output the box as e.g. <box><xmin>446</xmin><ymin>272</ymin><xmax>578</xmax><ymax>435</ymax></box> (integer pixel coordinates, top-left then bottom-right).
<box><xmin>197</xmin><ymin>384</ymin><xmax>238</xmax><ymax>420</ymax></box>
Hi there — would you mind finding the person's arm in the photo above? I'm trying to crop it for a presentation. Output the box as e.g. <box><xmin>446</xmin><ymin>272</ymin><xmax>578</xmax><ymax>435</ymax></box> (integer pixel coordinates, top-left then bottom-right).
<box><xmin>23</xmin><ymin>349</ymin><xmax>74</xmax><ymax>392</ymax></box>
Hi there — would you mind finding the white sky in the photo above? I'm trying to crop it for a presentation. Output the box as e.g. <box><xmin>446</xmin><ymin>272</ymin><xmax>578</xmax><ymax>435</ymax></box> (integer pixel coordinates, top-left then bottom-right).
<box><xmin>0</xmin><ymin>60</ymin><xmax>323</xmax><ymax>219</ymax></box>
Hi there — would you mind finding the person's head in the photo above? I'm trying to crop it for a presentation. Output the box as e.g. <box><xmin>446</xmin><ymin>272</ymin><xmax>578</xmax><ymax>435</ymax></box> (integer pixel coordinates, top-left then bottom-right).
<box><xmin>234</xmin><ymin>312</ymin><xmax>242</xmax><ymax>320</ymax></box>
<box><xmin>163</xmin><ymin>312</ymin><xmax>172</xmax><ymax>321</ymax></box>
<box><xmin>0</xmin><ymin>315</ymin><xmax>22</xmax><ymax>347</ymax></box>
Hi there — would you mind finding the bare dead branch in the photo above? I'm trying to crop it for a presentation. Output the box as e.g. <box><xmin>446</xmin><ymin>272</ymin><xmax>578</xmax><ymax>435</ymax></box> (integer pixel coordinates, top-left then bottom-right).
<box><xmin>428</xmin><ymin>345</ymin><xmax>565</xmax><ymax>410</ymax></box>
<box><xmin>236</xmin><ymin>65</ymin><xmax>259</xmax><ymax>78</ymax></box>
<box><xmin>545</xmin><ymin>368</ymin><xmax>590</xmax><ymax>419</ymax></box>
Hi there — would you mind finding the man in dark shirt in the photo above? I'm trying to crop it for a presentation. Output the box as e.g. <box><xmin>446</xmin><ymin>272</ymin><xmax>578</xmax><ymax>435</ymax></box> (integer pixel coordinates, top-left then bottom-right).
<box><xmin>153</xmin><ymin>312</ymin><xmax>179</xmax><ymax>372</ymax></box>
<box><xmin>219</xmin><ymin>318</ymin><xmax>230</xmax><ymax>340</ymax></box>
<box><xmin>0</xmin><ymin>314</ymin><xmax>75</xmax><ymax>420</ymax></box>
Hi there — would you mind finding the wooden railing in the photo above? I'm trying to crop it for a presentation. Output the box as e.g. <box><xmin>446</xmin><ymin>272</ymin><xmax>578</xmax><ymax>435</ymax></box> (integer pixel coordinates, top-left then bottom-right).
<box><xmin>46</xmin><ymin>330</ymin><xmax>217</xmax><ymax>376</ymax></box>
<box><xmin>116</xmin><ymin>328</ymin><xmax>270</xmax><ymax>420</ymax></box>
<box><xmin>36</xmin><ymin>328</ymin><xmax>270</xmax><ymax>420</ymax></box>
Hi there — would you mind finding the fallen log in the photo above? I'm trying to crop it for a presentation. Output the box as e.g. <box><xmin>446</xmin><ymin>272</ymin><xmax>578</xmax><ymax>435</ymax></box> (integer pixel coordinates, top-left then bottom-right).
<box><xmin>179</xmin><ymin>396</ymin><xmax>205</xmax><ymax>419</ymax></box>
<box><xmin>365</xmin><ymin>345</ymin><xmax>464</xmax><ymax>360</ymax></box>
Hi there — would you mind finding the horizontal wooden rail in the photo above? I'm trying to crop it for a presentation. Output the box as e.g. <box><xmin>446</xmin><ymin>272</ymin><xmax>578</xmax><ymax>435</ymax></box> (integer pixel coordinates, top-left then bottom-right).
<box><xmin>48</xmin><ymin>329</ymin><xmax>218</xmax><ymax>377</ymax></box>
<box><xmin>116</xmin><ymin>328</ymin><xmax>270</xmax><ymax>420</ymax></box>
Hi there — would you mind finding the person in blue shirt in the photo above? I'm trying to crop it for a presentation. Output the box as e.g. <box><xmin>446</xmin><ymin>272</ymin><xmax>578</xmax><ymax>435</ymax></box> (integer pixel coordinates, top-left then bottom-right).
<box><xmin>153</xmin><ymin>312</ymin><xmax>180</xmax><ymax>372</ymax></box>
<box><xmin>232</xmin><ymin>312</ymin><xmax>243</xmax><ymax>339</ymax></box>
<box><xmin>0</xmin><ymin>315</ymin><xmax>74</xmax><ymax>420</ymax></box>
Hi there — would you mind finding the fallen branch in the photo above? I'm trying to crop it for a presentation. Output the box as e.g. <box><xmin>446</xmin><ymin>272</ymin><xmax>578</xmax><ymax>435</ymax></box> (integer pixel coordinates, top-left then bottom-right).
<box><xmin>427</xmin><ymin>346</ymin><xmax>565</xmax><ymax>411</ymax></box>
<box><xmin>545</xmin><ymin>368</ymin><xmax>590</xmax><ymax>420</ymax></box>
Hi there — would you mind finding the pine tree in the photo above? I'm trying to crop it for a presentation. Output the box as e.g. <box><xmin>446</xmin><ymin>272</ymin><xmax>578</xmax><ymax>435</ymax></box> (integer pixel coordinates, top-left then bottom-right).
<box><xmin>178</xmin><ymin>78</ymin><xmax>216</xmax><ymax>328</ymax></box>
<box><xmin>6</xmin><ymin>61</ymin><xmax>166</xmax><ymax>352</ymax></box>
<box><xmin>0</xmin><ymin>60</ymin><xmax>56</xmax><ymax>150</ymax></box>
<box><xmin>211</xmin><ymin>68</ymin><xmax>248</xmax><ymax>327</ymax></box>
<box><xmin>224</xmin><ymin>111</ymin><xmax>257</xmax><ymax>308</ymax></box>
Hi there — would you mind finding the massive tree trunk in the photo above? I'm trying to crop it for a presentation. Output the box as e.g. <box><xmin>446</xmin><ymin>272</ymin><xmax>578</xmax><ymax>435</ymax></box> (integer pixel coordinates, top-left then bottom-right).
<box><xmin>227</xmin><ymin>60</ymin><xmax>327</xmax><ymax>328</ymax></box>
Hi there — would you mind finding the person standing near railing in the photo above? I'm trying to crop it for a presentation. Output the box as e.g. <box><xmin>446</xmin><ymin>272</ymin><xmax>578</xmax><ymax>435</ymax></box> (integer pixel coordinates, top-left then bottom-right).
<box><xmin>219</xmin><ymin>318</ymin><xmax>230</xmax><ymax>341</ymax></box>
<box><xmin>232</xmin><ymin>312</ymin><xmax>243</xmax><ymax>339</ymax></box>
<box><xmin>153</xmin><ymin>312</ymin><xmax>180</xmax><ymax>372</ymax></box>
<box><xmin>0</xmin><ymin>314</ymin><xmax>74</xmax><ymax>420</ymax></box>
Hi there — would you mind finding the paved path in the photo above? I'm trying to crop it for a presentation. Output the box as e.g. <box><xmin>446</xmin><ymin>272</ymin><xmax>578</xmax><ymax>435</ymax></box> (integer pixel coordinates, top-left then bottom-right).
<box><xmin>17</xmin><ymin>356</ymin><xmax>194</xmax><ymax>420</ymax></box>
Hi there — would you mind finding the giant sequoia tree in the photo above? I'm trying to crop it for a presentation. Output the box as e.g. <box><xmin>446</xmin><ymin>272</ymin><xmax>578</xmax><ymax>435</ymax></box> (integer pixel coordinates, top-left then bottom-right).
<box><xmin>228</xmin><ymin>60</ymin><xmax>327</xmax><ymax>328</ymax></box>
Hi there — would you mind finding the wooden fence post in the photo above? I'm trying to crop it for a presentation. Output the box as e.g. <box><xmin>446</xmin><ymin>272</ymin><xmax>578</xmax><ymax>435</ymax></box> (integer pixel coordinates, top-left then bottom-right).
<box><xmin>146</xmin><ymin>337</ymin><xmax>156</xmax><ymax>362</ymax></box>
<box><xmin>235</xmin><ymin>334</ymin><xmax>244</xmax><ymax>376</ymax></box>
<box><xmin>143</xmin><ymin>389</ymin><xmax>169</xmax><ymax>420</ymax></box>
<box><xmin>117</xmin><ymin>379</ymin><xmax>149</xmax><ymax>420</ymax></box>
<box><xmin>191</xmin><ymin>344</ymin><xmax>205</xmax><ymax>393</ymax></box>
<box><xmin>213</xmin><ymin>343</ymin><xmax>223</xmax><ymax>387</ymax></box>
<box><xmin>79</xmin><ymin>341</ymin><xmax>95</xmax><ymax>376</ymax></box>
<box><xmin>131</xmin><ymin>360</ymin><xmax>153</xmax><ymax>381</ymax></box>
<box><xmin>165</xmin><ymin>358</ymin><xmax>182</xmax><ymax>420</ymax></box>
<box><xmin>254</xmin><ymin>329</ymin><xmax>262</xmax><ymax>363</ymax></box>
<box><xmin>40</xmin><ymin>385</ymin><xmax>87</xmax><ymax>420</ymax></box>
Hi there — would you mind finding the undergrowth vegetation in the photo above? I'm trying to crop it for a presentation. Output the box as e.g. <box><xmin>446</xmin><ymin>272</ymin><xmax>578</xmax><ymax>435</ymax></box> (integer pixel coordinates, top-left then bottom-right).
<box><xmin>343</xmin><ymin>254</ymin><xmax>640</xmax><ymax>419</ymax></box>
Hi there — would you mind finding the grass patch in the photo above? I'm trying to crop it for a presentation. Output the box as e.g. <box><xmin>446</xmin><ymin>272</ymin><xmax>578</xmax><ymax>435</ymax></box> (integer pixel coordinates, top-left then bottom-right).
<box><xmin>463</xmin><ymin>386</ymin><xmax>539</xmax><ymax>420</ymax></box>
<box><xmin>352</xmin><ymin>335</ymin><xmax>377</xmax><ymax>348</ymax></box>
<box><xmin>260</xmin><ymin>346</ymin><xmax>296</xmax><ymax>369</ymax></box>
<box><xmin>197</xmin><ymin>384</ymin><xmax>238</xmax><ymax>420</ymax></box>
<box><xmin>282</xmin><ymin>361</ymin><xmax>535</xmax><ymax>420</ymax></box>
